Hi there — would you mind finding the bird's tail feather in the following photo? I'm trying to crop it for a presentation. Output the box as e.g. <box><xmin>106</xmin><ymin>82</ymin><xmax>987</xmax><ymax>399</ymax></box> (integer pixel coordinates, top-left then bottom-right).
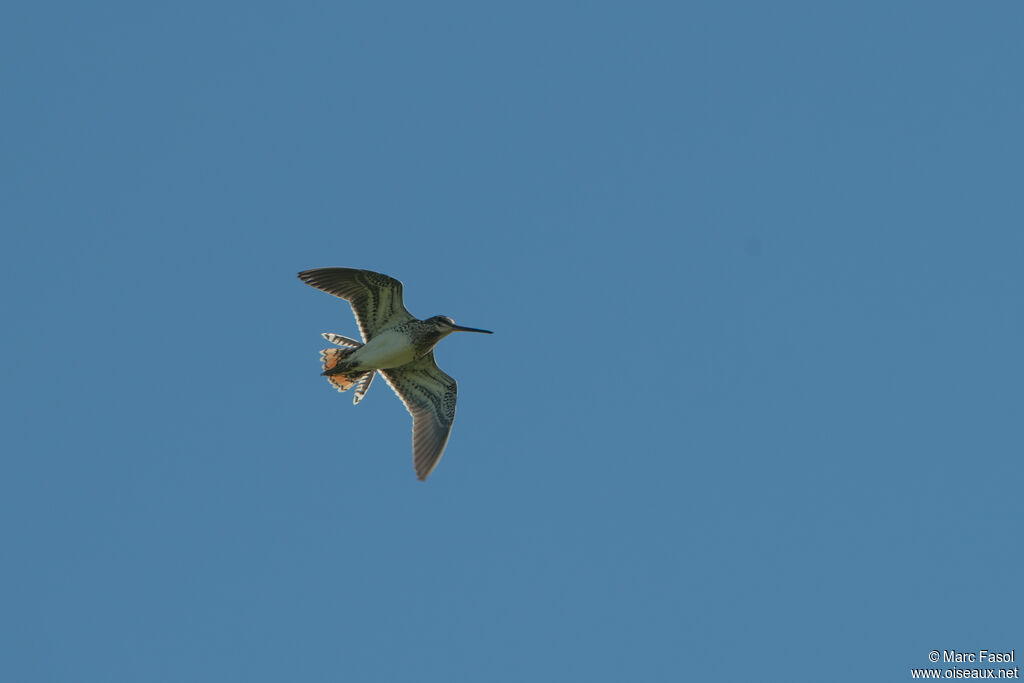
<box><xmin>321</xmin><ymin>347</ymin><xmax>356</xmax><ymax>374</ymax></box>
<box><xmin>320</xmin><ymin>344</ymin><xmax>374</xmax><ymax>402</ymax></box>
<box><xmin>322</xmin><ymin>332</ymin><xmax>362</xmax><ymax>348</ymax></box>
<box><xmin>352</xmin><ymin>370</ymin><xmax>375</xmax><ymax>404</ymax></box>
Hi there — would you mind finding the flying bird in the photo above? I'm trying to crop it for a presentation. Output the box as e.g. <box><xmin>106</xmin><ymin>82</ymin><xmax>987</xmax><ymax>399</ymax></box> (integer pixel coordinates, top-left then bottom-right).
<box><xmin>297</xmin><ymin>268</ymin><xmax>492</xmax><ymax>480</ymax></box>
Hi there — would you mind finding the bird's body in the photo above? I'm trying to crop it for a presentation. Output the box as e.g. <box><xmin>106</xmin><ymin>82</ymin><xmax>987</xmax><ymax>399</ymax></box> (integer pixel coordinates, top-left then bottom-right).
<box><xmin>297</xmin><ymin>267</ymin><xmax>492</xmax><ymax>480</ymax></box>
<box><xmin>346</xmin><ymin>327</ymin><xmax>420</xmax><ymax>370</ymax></box>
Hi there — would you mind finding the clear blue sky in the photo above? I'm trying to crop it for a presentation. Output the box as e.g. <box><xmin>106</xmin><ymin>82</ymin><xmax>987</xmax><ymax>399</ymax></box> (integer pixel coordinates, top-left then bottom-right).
<box><xmin>3</xmin><ymin>2</ymin><xmax>1021</xmax><ymax>681</ymax></box>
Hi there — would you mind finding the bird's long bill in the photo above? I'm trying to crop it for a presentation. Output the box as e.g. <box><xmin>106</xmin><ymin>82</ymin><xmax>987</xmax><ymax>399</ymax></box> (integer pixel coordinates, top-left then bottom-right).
<box><xmin>451</xmin><ymin>324</ymin><xmax>493</xmax><ymax>334</ymax></box>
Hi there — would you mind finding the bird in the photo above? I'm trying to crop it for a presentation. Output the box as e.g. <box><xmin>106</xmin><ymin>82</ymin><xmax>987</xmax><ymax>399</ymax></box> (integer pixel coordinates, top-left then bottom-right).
<box><xmin>297</xmin><ymin>267</ymin><xmax>492</xmax><ymax>481</ymax></box>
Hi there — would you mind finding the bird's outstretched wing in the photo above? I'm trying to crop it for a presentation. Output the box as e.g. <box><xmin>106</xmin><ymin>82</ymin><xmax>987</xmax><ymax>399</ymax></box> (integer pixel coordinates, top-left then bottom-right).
<box><xmin>298</xmin><ymin>268</ymin><xmax>415</xmax><ymax>340</ymax></box>
<box><xmin>380</xmin><ymin>352</ymin><xmax>458</xmax><ymax>481</ymax></box>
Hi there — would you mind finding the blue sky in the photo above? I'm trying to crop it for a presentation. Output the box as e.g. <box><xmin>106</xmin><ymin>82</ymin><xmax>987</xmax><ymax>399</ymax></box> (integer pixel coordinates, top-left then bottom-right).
<box><xmin>3</xmin><ymin>2</ymin><xmax>1022</xmax><ymax>681</ymax></box>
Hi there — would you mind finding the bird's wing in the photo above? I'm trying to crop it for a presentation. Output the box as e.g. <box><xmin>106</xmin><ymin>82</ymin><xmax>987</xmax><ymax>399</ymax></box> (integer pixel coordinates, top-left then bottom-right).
<box><xmin>380</xmin><ymin>352</ymin><xmax>458</xmax><ymax>481</ymax></box>
<box><xmin>298</xmin><ymin>268</ymin><xmax>415</xmax><ymax>340</ymax></box>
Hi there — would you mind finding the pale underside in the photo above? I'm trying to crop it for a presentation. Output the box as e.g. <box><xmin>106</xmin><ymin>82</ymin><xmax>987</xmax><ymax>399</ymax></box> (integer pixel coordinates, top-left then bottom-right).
<box><xmin>347</xmin><ymin>328</ymin><xmax>419</xmax><ymax>371</ymax></box>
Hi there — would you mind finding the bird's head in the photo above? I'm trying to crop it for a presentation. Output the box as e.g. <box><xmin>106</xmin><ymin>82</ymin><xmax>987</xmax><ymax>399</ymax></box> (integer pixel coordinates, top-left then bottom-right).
<box><xmin>426</xmin><ymin>316</ymin><xmax>493</xmax><ymax>337</ymax></box>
